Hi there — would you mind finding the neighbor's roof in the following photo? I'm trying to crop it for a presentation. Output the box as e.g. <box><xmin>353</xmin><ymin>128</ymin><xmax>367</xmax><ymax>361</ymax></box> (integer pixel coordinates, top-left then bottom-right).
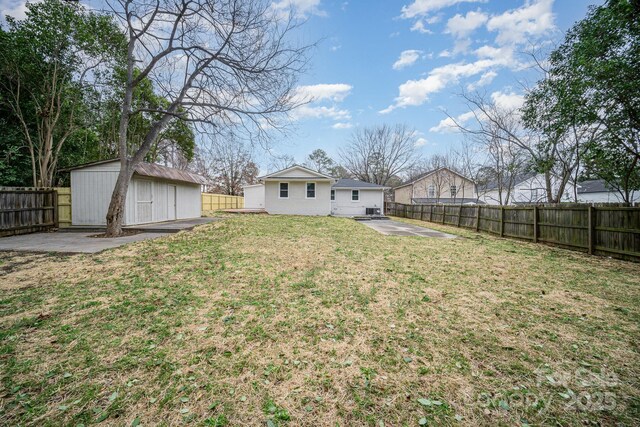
<box><xmin>65</xmin><ymin>159</ymin><xmax>208</xmax><ymax>185</ymax></box>
<box><xmin>394</xmin><ymin>167</ymin><xmax>475</xmax><ymax>189</ymax></box>
<box><xmin>412</xmin><ymin>197</ymin><xmax>484</xmax><ymax>205</ymax></box>
<box><xmin>478</xmin><ymin>172</ymin><xmax>538</xmax><ymax>191</ymax></box>
<box><xmin>332</xmin><ymin>178</ymin><xmax>388</xmax><ymax>189</ymax></box>
<box><xmin>577</xmin><ymin>179</ymin><xmax>612</xmax><ymax>194</ymax></box>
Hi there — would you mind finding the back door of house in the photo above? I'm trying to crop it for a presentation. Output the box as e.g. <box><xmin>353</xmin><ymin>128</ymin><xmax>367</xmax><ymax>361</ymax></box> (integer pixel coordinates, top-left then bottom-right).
<box><xmin>136</xmin><ymin>180</ymin><xmax>153</xmax><ymax>223</ymax></box>
<box><xmin>167</xmin><ymin>185</ymin><xmax>176</xmax><ymax>220</ymax></box>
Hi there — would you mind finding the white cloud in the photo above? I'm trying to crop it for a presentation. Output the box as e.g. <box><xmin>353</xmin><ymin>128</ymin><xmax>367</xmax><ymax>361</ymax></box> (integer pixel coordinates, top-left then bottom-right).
<box><xmin>393</xmin><ymin>50</ymin><xmax>422</xmax><ymax>70</ymax></box>
<box><xmin>401</xmin><ymin>0</ymin><xmax>484</xmax><ymax>19</ymax></box>
<box><xmin>1</xmin><ymin>0</ymin><xmax>33</xmax><ymax>21</ymax></box>
<box><xmin>466</xmin><ymin>70</ymin><xmax>497</xmax><ymax>90</ymax></box>
<box><xmin>414</xmin><ymin>137</ymin><xmax>429</xmax><ymax>147</ymax></box>
<box><xmin>295</xmin><ymin>83</ymin><xmax>352</xmax><ymax>102</ymax></box>
<box><xmin>491</xmin><ymin>90</ymin><xmax>525</xmax><ymax>110</ymax></box>
<box><xmin>445</xmin><ymin>10</ymin><xmax>488</xmax><ymax>38</ymax></box>
<box><xmin>291</xmin><ymin>105</ymin><xmax>351</xmax><ymax>121</ymax></box>
<box><xmin>438</xmin><ymin>50</ymin><xmax>452</xmax><ymax>58</ymax></box>
<box><xmin>271</xmin><ymin>0</ymin><xmax>326</xmax><ymax>19</ymax></box>
<box><xmin>487</xmin><ymin>0</ymin><xmax>555</xmax><ymax>46</ymax></box>
<box><xmin>429</xmin><ymin>111</ymin><xmax>476</xmax><ymax>133</ymax></box>
<box><xmin>332</xmin><ymin>122</ymin><xmax>353</xmax><ymax>129</ymax></box>
<box><xmin>380</xmin><ymin>58</ymin><xmax>508</xmax><ymax>113</ymax></box>
<box><xmin>410</xmin><ymin>20</ymin><xmax>432</xmax><ymax>34</ymax></box>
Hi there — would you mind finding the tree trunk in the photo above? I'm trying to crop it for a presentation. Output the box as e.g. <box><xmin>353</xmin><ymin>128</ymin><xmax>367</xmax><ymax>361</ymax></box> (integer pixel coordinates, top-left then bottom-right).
<box><xmin>105</xmin><ymin>167</ymin><xmax>134</xmax><ymax>236</ymax></box>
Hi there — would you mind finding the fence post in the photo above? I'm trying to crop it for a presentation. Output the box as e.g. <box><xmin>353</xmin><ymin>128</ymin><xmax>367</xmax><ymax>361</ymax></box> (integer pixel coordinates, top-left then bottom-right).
<box><xmin>420</xmin><ymin>204</ymin><xmax>424</xmax><ymax>221</ymax></box>
<box><xmin>533</xmin><ymin>206</ymin><xmax>538</xmax><ymax>243</ymax></box>
<box><xmin>500</xmin><ymin>206</ymin><xmax>505</xmax><ymax>237</ymax></box>
<box><xmin>429</xmin><ymin>205</ymin><xmax>433</xmax><ymax>222</ymax></box>
<box><xmin>52</xmin><ymin>189</ymin><xmax>59</xmax><ymax>228</ymax></box>
<box><xmin>442</xmin><ymin>206</ymin><xmax>446</xmax><ymax>225</ymax></box>
<box><xmin>457</xmin><ymin>205</ymin><xmax>462</xmax><ymax>227</ymax></box>
<box><xmin>475</xmin><ymin>206</ymin><xmax>481</xmax><ymax>232</ymax></box>
<box><xmin>588</xmin><ymin>206</ymin><xmax>595</xmax><ymax>254</ymax></box>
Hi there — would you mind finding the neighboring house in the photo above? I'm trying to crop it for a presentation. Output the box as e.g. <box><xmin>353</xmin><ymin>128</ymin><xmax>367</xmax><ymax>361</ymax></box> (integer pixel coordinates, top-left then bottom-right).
<box><xmin>577</xmin><ymin>179</ymin><xmax>640</xmax><ymax>204</ymax></box>
<box><xmin>478</xmin><ymin>173</ymin><xmax>575</xmax><ymax>205</ymax></box>
<box><xmin>243</xmin><ymin>165</ymin><xmax>387</xmax><ymax>216</ymax></box>
<box><xmin>394</xmin><ymin>167</ymin><xmax>478</xmax><ymax>204</ymax></box>
<box><xmin>67</xmin><ymin>159</ymin><xmax>207</xmax><ymax>226</ymax></box>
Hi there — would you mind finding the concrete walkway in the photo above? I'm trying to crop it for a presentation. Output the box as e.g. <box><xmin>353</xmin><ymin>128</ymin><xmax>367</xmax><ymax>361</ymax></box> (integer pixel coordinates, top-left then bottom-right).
<box><xmin>61</xmin><ymin>217</ymin><xmax>219</xmax><ymax>233</ymax></box>
<box><xmin>359</xmin><ymin>219</ymin><xmax>456</xmax><ymax>238</ymax></box>
<box><xmin>0</xmin><ymin>232</ymin><xmax>171</xmax><ymax>254</ymax></box>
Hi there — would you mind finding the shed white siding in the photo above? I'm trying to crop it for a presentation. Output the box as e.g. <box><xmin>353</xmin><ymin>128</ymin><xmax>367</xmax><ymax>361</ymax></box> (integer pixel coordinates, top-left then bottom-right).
<box><xmin>244</xmin><ymin>184</ymin><xmax>265</xmax><ymax>209</ymax></box>
<box><xmin>331</xmin><ymin>189</ymin><xmax>384</xmax><ymax>216</ymax></box>
<box><xmin>264</xmin><ymin>180</ymin><xmax>331</xmax><ymax>215</ymax></box>
<box><xmin>70</xmin><ymin>160</ymin><xmax>202</xmax><ymax>226</ymax></box>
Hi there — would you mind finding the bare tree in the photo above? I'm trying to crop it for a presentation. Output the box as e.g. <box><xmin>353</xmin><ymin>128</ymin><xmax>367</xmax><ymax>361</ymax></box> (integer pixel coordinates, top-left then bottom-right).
<box><xmin>451</xmin><ymin>91</ymin><xmax>596</xmax><ymax>203</ymax></box>
<box><xmin>201</xmin><ymin>139</ymin><xmax>257</xmax><ymax>195</ymax></box>
<box><xmin>268</xmin><ymin>154</ymin><xmax>295</xmax><ymax>172</ymax></box>
<box><xmin>103</xmin><ymin>0</ymin><xmax>308</xmax><ymax>236</ymax></box>
<box><xmin>340</xmin><ymin>124</ymin><xmax>420</xmax><ymax>186</ymax></box>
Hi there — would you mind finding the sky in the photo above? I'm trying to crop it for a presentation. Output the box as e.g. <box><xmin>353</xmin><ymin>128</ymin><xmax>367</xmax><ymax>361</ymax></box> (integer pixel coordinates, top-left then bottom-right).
<box><xmin>0</xmin><ymin>0</ymin><xmax>600</xmax><ymax>172</ymax></box>
<box><xmin>264</xmin><ymin>0</ymin><xmax>599</xmax><ymax>170</ymax></box>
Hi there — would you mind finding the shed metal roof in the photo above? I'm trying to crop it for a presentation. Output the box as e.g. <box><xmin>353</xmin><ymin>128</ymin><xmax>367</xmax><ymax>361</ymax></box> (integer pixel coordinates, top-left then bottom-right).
<box><xmin>65</xmin><ymin>159</ymin><xmax>208</xmax><ymax>185</ymax></box>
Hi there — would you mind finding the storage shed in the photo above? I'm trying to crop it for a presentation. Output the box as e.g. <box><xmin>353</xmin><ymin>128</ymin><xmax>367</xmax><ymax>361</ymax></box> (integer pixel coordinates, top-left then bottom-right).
<box><xmin>68</xmin><ymin>159</ymin><xmax>207</xmax><ymax>226</ymax></box>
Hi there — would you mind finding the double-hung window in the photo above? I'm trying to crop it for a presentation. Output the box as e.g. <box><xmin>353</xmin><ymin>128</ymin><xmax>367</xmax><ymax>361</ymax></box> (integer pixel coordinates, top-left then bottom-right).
<box><xmin>330</xmin><ymin>189</ymin><xmax>335</xmax><ymax>201</ymax></box>
<box><xmin>279</xmin><ymin>182</ymin><xmax>289</xmax><ymax>198</ymax></box>
<box><xmin>351</xmin><ymin>190</ymin><xmax>359</xmax><ymax>201</ymax></box>
<box><xmin>450</xmin><ymin>185</ymin><xmax>457</xmax><ymax>198</ymax></box>
<box><xmin>428</xmin><ymin>184</ymin><xmax>435</xmax><ymax>198</ymax></box>
<box><xmin>306</xmin><ymin>182</ymin><xmax>316</xmax><ymax>199</ymax></box>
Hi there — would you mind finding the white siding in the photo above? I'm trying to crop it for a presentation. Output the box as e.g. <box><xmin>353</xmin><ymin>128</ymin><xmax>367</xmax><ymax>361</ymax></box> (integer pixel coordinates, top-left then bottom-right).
<box><xmin>578</xmin><ymin>191</ymin><xmax>639</xmax><ymax>204</ymax></box>
<box><xmin>331</xmin><ymin>189</ymin><xmax>384</xmax><ymax>216</ymax></box>
<box><xmin>71</xmin><ymin>169</ymin><xmax>119</xmax><ymax>225</ymax></box>
<box><xmin>71</xmin><ymin>164</ymin><xmax>201</xmax><ymax>226</ymax></box>
<box><xmin>264</xmin><ymin>180</ymin><xmax>331</xmax><ymax>215</ymax></box>
<box><xmin>244</xmin><ymin>184</ymin><xmax>265</xmax><ymax>209</ymax></box>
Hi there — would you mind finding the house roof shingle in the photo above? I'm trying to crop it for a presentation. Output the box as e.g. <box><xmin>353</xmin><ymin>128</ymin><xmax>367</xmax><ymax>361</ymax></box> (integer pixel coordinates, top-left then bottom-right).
<box><xmin>577</xmin><ymin>179</ymin><xmax>611</xmax><ymax>194</ymax></box>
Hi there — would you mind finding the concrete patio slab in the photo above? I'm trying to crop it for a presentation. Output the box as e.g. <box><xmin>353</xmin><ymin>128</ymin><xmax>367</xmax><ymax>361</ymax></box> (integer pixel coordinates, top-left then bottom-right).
<box><xmin>0</xmin><ymin>231</ymin><xmax>171</xmax><ymax>254</ymax></box>
<box><xmin>61</xmin><ymin>217</ymin><xmax>219</xmax><ymax>233</ymax></box>
<box><xmin>360</xmin><ymin>219</ymin><xmax>457</xmax><ymax>238</ymax></box>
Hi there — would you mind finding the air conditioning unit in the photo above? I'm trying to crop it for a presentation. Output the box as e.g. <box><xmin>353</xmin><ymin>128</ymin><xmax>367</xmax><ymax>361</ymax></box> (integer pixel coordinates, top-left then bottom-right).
<box><xmin>366</xmin><ymin>207</ymin><xmax>381</xmax><ymax>215</ymax></box>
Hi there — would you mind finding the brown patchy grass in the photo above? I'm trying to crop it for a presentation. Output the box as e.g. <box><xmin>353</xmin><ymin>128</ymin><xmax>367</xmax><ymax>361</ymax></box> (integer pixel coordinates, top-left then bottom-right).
<box><xmin>1</xmin><ymin>215</ymin><xmax>639</xmax><ymax>426</ymax></box>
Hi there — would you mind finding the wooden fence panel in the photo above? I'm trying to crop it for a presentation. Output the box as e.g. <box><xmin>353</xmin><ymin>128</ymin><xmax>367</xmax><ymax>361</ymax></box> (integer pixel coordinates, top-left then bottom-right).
<box><xmin>54</xmin><ymin>187</ymin><xmax>72</xmax><ymax>228</ymax></box>
<box><xmin>384</xmin><ymin>201</ymin><xmax>640</xmax><ymax>262</ymax></box>
<box><xmin>201</xmin><ymin>193</ymin><xmax>245</xmax><ymax>212</ymax></box>
<box><xmin>0</xmin><ymin>188</ymin><xmax>57</xmax><ymax>237</ymax></box>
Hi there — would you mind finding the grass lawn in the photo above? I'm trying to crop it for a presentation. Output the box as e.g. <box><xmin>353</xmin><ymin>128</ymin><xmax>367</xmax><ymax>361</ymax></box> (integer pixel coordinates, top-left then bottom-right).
<box><xmin>1</xmin><ymin>215</ymin><xmax>639</xmax><ymax>426</ymax></box>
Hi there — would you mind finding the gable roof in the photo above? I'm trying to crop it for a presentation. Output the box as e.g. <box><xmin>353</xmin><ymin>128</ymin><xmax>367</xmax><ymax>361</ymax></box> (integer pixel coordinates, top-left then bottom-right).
<box><xmin>332</xmin><ymin>178</ymin><xmax>388</xmax><ymax>189</ymax></box>
<box><xmin>64</xmin><ymin>159</ymin><xmax>208</xmax><ymax>185</ymax></box>
<box><xmin>577</xmin><ymin>179</ymin><xmax>613</xmax><ymax>194</ymax></box>
<box><xmin>478</xmin><ymin>172</ymin><xmax>538</xmax><ymax>191</ymax></box>
<box><xmin>258</xmin><ymin>164</ymin><xmax>335</xmax><ymax>181</ymax></box>
<box><xmin>394</xmin><ymin>167</ymin><xmax>475</xmax><ymax>190</ymax></box>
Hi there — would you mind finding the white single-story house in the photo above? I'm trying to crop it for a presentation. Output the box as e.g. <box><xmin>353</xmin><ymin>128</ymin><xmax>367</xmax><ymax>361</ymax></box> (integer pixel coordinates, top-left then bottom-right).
<box><xmin>243</xmin><ymin>165</ymin><xmax>387</xmax><ymax>216</ymax></box>
<box><xmin>577</xmin><ymin>179</ymin><xmax>640</xmax><ymax>204</ymax></box>
<box><xmin>68</xmin><ymin>159</ymin><xmax>207</xmax><ymax>226</ymax></box>
<box><xmin>478</xmin><ymin>173</ymin><xmax>576</xmax><ymax>205</ymax></box>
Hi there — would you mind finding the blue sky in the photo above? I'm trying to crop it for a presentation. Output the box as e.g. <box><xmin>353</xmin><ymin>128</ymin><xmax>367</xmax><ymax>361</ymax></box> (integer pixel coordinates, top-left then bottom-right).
<box><xmin>268</xmin><ymin>0</ymin><xmax>599</xmax><ymax>169</ymax></box>
<box><xmin>0</xmin><ymin>0</ymin><xmax>600</xmax><ymax>171</ymax></box>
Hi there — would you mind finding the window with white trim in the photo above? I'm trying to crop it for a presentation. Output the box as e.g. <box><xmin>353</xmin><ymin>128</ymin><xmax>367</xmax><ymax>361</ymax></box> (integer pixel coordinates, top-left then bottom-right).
<box><xmin>450</xmin><ymin>185</ymin><xmax>457</xmax><ymax>198</ymax></box>
<box><xmin>351</xmin><ymin>190</ymin><xmax>359</xmax><ymax>201</ymax></box>
<box><xmin>428</xmin><ymin>184</ymin><xmax>435</xmax><ymax>198</ymax></box>
<box><xmin>306</xmin><ymin>182</ymin><xmax>316</xmax><ymax>198</ymax></box>
<box><xmin>279</xmin><ymin>182</ymin><xmax>288</xmax><ymax>198</ymax></box>
<box><xmin>330</xmin><ymin>189</ymin><xmax>335</xmax><ymax>201</ymax></box>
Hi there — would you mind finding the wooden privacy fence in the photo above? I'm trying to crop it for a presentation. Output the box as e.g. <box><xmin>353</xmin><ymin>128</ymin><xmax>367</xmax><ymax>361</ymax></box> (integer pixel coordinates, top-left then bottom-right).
<box><xmin>202</xmin><ymin>193</ymin><xmax>244</xmax><ymax>211</ymax></box>
<box><xmin>386</xmin><ymin>202</ymin><xmax>640</xmax><ymax>262</ymax></box>
<box><xmin>0</xmin><ymin>188</ymin><xmax>58</xmax><ymax>237</ymax></box>
<box><xmin>54</xmin><ymin>187</ymin><xmax>72</xmax><ymax>228</ymax></box>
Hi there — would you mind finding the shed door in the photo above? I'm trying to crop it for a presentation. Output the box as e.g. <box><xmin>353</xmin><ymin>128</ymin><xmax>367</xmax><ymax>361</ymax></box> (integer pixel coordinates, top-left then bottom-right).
<box><xmin>136</xmin><ymin>180</ymin><xmax>153</xmax><ymax>223</ymax></box>
<box><xmin>167</xmin><ymin>185</ymin><xmax>176</xmax><ymax>220</ymax></box>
